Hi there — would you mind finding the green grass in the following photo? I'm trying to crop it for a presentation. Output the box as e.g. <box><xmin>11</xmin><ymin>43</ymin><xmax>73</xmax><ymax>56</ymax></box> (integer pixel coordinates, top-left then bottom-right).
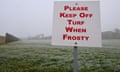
<box><xmin>0</xmin><ymin>39</ymin><xmax>120</xmax><ymax>72</ymax></box>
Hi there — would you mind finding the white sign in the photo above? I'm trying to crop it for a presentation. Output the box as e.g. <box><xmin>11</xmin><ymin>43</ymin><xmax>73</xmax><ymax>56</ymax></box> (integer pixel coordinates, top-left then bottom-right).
<box><xmin>52</xmin><ymin>1</ymin><xmax>102</xmax><ymax>47</ymax></box>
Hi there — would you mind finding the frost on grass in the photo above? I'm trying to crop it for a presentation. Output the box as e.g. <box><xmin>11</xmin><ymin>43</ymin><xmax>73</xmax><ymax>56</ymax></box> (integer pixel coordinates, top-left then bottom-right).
<box><xmin>0</xmin><ymin>39</ymin><xmax>120</xmax><ymax>72</ymax></box>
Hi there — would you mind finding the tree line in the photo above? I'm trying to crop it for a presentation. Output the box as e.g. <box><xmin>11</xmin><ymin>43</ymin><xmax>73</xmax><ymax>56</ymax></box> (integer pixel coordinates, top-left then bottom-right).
<box><xmin>102</xmin><ymin>28</ymin><xmax>120</xmax><ymax>39</ymax></box>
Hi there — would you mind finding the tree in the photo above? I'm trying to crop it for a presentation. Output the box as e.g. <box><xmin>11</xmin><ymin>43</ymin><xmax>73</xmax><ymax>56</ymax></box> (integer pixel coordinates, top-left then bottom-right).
<box><xmin>114</xmin><ymin>28</ymin><xmax>120</xmax><ymax>39</ymax></box>
<box><xmin>114</xmin><ymin>28</ymin><xmax>120</xmax><ymax>34</ymax></box>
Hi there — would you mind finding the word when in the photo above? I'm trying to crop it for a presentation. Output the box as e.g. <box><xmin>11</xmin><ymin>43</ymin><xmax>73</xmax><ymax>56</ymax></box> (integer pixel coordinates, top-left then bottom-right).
<box><xmin>65</xmin><ymin>27</ymin><xmax>86</xmax><ymax>33</ymax></box>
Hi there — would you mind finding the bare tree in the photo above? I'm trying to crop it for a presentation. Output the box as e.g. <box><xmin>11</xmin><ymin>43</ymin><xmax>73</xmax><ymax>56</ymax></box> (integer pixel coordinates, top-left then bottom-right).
<box><xmin>114</xmin><ymin>28</ymin><xmax>120</xmax><ymax>39</ymax></box>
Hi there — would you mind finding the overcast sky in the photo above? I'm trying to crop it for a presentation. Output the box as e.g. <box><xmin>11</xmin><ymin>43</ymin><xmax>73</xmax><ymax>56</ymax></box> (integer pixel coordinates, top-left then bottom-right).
<box><xmin>0</xmin><ymin>0</ymin><xmax>120</xmax><ymax>37</ymax></box>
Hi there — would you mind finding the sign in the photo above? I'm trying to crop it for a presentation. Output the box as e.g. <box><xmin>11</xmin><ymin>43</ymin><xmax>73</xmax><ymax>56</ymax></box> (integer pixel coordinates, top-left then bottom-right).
<box><xmin>52</xmin><ymin>1</ymin><xmax>101</xmax><ymax>47</ymax></box>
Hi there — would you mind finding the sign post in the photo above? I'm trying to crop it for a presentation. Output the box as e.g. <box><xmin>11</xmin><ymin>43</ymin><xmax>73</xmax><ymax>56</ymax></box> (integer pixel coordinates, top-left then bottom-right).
<box><xmin>52</xmin><ymin>1</ymin><xmax>101</xmax><ymax>72</ymax></box>
<box><xmin>73</xmin><ymin>46</ymin><xmax>78</xmax><ymax>72</ymax></box>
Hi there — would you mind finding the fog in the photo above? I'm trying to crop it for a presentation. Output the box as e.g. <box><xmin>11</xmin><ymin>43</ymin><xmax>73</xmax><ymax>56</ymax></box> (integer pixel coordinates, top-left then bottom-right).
<box><xmin>0</xmin><ymin>0</ymin><xmax>120</xmax><ymax>37</ymax></box>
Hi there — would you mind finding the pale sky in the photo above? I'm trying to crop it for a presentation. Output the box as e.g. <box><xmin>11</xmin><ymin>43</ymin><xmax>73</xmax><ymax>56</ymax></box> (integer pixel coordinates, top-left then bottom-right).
<box><xmin>0</xmin><ymin>0</ymin><xmax>120</xmax><ymax>37</ymax></box>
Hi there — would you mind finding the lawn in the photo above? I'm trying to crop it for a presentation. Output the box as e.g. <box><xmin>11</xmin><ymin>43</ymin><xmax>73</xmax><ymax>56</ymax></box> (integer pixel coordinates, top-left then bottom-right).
<box><xmin>0</xmin><ymin>39</ymin><xmax>120</xmax><ymax>72</ymax></box>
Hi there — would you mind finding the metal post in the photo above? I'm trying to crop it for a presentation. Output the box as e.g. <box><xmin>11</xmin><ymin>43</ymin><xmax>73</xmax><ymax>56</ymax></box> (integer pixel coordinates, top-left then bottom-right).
<box><xmin>73</xmin><ymin>46</ymin><xmax>78</xmax><ymax>72</ymax></box>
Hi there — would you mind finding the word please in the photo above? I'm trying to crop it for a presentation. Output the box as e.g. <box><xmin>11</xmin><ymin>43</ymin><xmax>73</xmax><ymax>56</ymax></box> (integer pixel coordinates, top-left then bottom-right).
<box><xmin>64</xmin><ymin>5</ymin><xmax>88</xmax><ymax>11</ymax></box>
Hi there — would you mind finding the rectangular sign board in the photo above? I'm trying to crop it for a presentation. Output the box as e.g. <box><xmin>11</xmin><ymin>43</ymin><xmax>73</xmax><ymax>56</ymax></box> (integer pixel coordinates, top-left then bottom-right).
<box><xmin>52</xmin><ymin>1</ymin><xmax>102</xmax><ymax>47</ymax></box>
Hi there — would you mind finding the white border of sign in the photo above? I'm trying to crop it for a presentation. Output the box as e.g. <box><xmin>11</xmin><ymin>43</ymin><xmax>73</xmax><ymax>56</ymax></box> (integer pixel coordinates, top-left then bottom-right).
<box><xmin>52</xmin><ymin>1</ymin><xmax>102</xmax><ymax>47</ymax></box>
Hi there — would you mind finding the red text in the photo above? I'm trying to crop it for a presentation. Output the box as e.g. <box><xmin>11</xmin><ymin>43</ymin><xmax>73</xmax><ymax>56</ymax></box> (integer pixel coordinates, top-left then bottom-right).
<box><xmin>67</xmin><ymin>19</ymin><xmax>84</xmax><ymax>25</ymax></box>
<box><xmin>63</xmin><ymin>34</ymin><xmax>89</xmax><ymax>40</ymax></box>
<box><xmin>60</xmin><ymin>12</ymin><xmax>77</xmax><ymax>18</ymax></box>
<box><xmin>65</xmin><ymin>27</ymin><xmax>86</xmax><ymax>33</ymax></box>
